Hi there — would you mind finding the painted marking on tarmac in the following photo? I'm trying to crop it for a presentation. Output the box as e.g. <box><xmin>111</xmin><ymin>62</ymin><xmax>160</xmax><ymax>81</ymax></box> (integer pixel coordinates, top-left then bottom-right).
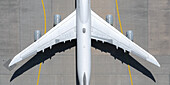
<box><xmin>36</xmin><ymin>0</ymin><xmax>46</xmax><ymax>85</ymax></box>
<box><xmin>42</xmin><ymin>0</ymin><xmax>47</xmax><ymax>34</ymax></box>
<box><xmin>115</xmin><ymin>0</ymin><xmax>123</xmax><ymax>33</ymax></box>
<box><xmin>37</xmin><ymin>63</ymin><xmax>42</xmax><ymax>85</ymax></box>
<box><xmin>128</xmin><ymin>65</ymin><xmax>134</xmax><ymax>85</ymax></box>
<box><xmin>115</xmin><ymin>0</ymin><xmax>134</xmax><ymax>85</ymax></box>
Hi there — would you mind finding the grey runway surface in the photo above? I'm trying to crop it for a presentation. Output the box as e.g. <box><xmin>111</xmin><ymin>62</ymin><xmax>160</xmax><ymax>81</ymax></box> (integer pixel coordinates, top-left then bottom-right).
<box><xmin>0</xmin><ymin>0</ymin><xmax>170</xmax><ymax>85</ymax></box>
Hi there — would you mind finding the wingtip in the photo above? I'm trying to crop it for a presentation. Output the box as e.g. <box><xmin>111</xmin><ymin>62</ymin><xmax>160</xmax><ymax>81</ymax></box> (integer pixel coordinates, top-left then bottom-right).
<box><xmin>8</xmin><ymin>63</ymin><xmax>12</xmax><ymax>67</ymax></box>
<box><xmin>153</xmin><ymin>58</ymin><xmax>161</xmax><ymax>67</ymax></box>
<box><xmin>149</xmin><ymin>60</ymin><xmax>160</xmax><ymax>67</ymax></box>
<box><xmin>8</xmin><ymin>55</ymin><xmax>22</xmax><ymax>67</ymax></box>
<box><xmin>146</xmin><ymin>55</ymin><xmax>160</xmax><ymax>67</ymax></box>
<box><xmin>153</xmin><ymin>60</ymin><xmax>160</xmax><ymax>67</ymax></box>
<box><xmin>8</xmin><ymin>59</ymin><xmax>15</xmax><ymax>67</ymax></box>
<box><xmin>158</xmin><ymin>64</ymin><xmax>160</xmax><ymax>67</ymax></box>
<box><xmin>156</xmin><ymin>62</ymin><xmax>161</xmax><ymax>67</ymax></box>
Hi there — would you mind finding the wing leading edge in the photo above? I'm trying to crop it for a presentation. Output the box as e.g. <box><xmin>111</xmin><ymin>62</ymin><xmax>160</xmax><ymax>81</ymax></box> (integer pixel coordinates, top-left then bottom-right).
<box><xmin>9</xmin><ymin>10</ymin><xmax>76</xmax><ymax>67</ymax></box>
<box><xmin>91</xmin><ymin>10</ymin><xmax>160</xmax><ymax>67</ymax></box>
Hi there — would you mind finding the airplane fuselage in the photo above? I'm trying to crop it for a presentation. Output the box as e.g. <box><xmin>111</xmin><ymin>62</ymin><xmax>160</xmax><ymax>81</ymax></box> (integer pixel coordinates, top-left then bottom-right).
<box><xmin>76</xmin><ymin>0</ymin><xmax>91</xmax><ymax>85</ymax></box>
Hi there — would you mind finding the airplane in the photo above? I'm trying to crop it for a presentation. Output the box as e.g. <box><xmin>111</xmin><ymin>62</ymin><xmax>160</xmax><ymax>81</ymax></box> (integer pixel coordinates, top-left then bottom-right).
<box><xmin>9</xmin><ymin>0</ymin><xmax>160</xmax><ymax>85</ymax></box>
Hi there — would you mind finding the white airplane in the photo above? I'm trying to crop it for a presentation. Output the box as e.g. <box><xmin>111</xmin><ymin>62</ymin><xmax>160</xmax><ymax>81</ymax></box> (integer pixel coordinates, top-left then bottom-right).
<box><xmin>9</xmin><ymin>0</ymin><xmax>160</xmax><ymax>85</ymax></box>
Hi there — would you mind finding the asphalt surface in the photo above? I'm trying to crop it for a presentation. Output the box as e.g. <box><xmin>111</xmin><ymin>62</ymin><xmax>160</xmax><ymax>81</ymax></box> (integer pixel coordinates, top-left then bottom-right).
<box><xmin>0</xmin><ymin>0</ymin><xmax>170</xmax><ymax>85</ymax></box>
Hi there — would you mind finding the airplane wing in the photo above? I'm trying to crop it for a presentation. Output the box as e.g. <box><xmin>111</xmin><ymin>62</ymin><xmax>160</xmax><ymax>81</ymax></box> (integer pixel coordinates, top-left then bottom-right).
<box><xmin>91</xmin><ymin>10</ymin><xmax>160</xmax><ymax>67</ymax></box>
<box><xmin>9</xmin><ymin>10</ymin><xmax>76</xmax><ymax>67</ymax></box>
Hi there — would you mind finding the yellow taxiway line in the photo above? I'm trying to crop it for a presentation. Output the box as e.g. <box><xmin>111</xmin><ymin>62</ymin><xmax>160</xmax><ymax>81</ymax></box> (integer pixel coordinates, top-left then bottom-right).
<box><xmin>42</xmin><ymin>0</ymin><xmax>47</xmax><ymax>34</ymax></box>
<box><xmin>36</xmin><ymin>63</ymin><xmax>42</xmax><ymax>85</ymax></box>
<box><xmin>36</xmin><ymin>0</ymin><xmax>46</xmax><ymax>85</ymax></box>
<box><xmin>115</xmin><ymin>0</ymin><xmax>134</xmax><ymax>85</ymax></box>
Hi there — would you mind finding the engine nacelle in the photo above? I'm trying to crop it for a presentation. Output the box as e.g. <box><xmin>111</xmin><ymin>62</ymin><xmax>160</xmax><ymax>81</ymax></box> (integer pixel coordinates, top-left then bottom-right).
<box><xmin>34</xmin><ymin>30</ymin><xmax>41</xmax><ymax>41</ymax></box>
<box><xmin>126</xmin><ymin>30</ymin><xmax>133</xmax><ymax>41</ymax></box>
<box><xmin>106</xmin><ymin>15</ymin><xmax>113</xmax><ymax>26</ymax></box>
<box><xmin>54</xmin><ymin>14</ymin><xmax>61</xmax><ymax>26</ymax></box>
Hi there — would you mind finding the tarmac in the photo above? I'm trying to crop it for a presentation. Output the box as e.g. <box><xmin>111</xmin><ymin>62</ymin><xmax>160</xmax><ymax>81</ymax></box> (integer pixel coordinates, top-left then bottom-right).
<box><xmin>0</xmin><ymin>0</ymin><xmax>170</xmax><ymax>85</ymax></box>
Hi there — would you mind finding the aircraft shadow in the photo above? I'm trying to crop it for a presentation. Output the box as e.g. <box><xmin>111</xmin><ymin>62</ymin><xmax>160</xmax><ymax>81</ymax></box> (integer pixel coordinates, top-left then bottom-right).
<box><xmin>10</xmin><ymin>39</ymin><xmax>156</xmax><ymax>83</ymax></box>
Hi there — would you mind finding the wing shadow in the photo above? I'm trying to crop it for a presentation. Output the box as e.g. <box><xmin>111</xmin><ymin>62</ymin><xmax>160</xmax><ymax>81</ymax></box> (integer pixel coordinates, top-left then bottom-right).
<box><xmin>10</xmin><ymin>39</ymin><xmax>76</xmax><ymax>82</ymax></box>
<box><xmin>91</xmin><ymin>39</ymin><xmax>156</xmax><ymax>82</ymax></box>
<box><xmin>10</xmin><ymin>39</ymin><xmax>156</xmax><ymax>83</ymax></box>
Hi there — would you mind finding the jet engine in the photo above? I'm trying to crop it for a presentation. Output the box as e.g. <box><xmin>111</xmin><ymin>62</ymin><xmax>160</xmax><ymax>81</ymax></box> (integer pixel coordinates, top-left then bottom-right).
<box><xmin>54</xmin><ymin>14</ymin><xmax>61</xmax><ymax>26</ymax></box>
<box><xmin>126</xmin><ymin>30</ymin><xmax>133</xmax><ymax>41</ymax></box>
<box><xmin>106</xmin><ymin>15</ymin><xmax>113</xmax><ymax>26</ymax></box>
<box><xmin>34</xmin><ymin>30</ymin><xmax>41</xmax><ymax>41</ymax></box>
